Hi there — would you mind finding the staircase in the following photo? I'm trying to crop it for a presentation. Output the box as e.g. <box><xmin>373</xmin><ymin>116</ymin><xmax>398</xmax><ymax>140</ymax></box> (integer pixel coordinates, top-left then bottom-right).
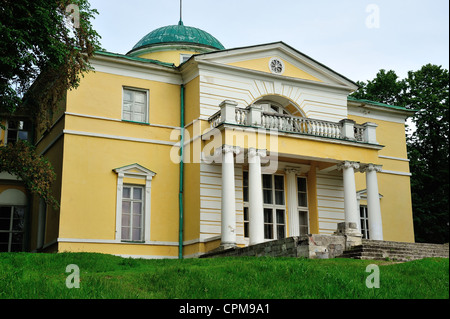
<box><xmin>339</xmin><ymin>239</ymin><xmax>449</xmax><ymax>262</ymax></box>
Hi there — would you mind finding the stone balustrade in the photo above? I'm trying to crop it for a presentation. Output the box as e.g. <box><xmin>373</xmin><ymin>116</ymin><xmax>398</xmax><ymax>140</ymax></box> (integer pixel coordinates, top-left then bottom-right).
<box><xmin>209</xmin><ymin>100</ymin><xmax>379</xmax><ymax>144</ymax></box>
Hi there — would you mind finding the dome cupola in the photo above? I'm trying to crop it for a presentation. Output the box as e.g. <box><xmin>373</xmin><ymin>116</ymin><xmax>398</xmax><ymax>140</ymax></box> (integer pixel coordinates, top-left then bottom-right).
<box><xmin>127</xmin><ymin>20</ymin><xmax>225</xmax><ymax>64</ymax></box>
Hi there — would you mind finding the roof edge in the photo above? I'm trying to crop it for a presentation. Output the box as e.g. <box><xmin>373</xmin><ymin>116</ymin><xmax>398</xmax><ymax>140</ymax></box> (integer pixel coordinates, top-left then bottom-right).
<box><xmin>347</xmin><ymin>96</ymin><xmax>418</xmax><ymax>113</ymax></box>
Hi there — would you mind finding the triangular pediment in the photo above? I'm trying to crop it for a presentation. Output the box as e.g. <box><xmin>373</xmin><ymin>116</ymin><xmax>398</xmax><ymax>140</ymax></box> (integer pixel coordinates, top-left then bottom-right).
<box><xmin>113</xmin><ymin>163</ymin><xmax>156</xmax><ymax>177</ymax></box>
<box><xmin>193</xmin><ymin>42</ymin><xmax>358</xmax><ymax>91</ymax></box>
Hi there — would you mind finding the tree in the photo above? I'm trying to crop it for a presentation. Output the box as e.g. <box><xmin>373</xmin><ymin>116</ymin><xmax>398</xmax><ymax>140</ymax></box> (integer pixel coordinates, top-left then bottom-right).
<box><xmin>351</xmin><ymin>69</ymin><xmax>406</xmax><ymax>107</ymax></box>
<box><xmin>351</xmin><ymin>64</ymin><xmax>449</xmax><ymax>244</ymax></box>
<box><xmin>404</xmin><ymin>64</ymin><xmax>449</xmax><ymax>244</ymax></box>
<box><xmin>0</xmin><ymin>0</ymin><xmax>101</xmax><ymax>205</ymax></box>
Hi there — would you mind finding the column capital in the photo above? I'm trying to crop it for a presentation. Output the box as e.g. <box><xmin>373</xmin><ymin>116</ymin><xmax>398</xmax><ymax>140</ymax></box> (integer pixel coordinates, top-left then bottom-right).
<box><xmin>215</xmin><ymin>144</ymin><xmax>241</xmax><ymax>156</ymax></box>
<box><xmin>285</xmin><ymin>167</ymin><xmax>302</xmax><ymax>175</ymax></box>
<box><xmin>360</xmin><ymin>163</ymin><xmax>382</xmax><ymax>173</ymax></box>
<box><xmin>337</xmin><ymin>161</ymin><xmax>360</xmax><ymax>171</ymax></box>
<box><xmin>247</xmin><ymin>147</ymin><xmax>267</xmax><ymax>158</ymax></box>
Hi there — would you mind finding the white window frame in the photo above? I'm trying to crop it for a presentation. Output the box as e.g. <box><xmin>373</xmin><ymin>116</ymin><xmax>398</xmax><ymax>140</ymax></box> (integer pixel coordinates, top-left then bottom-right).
<box><xmin>262</xmin><ymin>174</ymin><xmax>286</xmax><ymax>240</ymax></box>
<box><xmin>114</xmin><ymin>164</ymin><xmax>156</xmax><ymax>243</ymax></box>
<box><xmin>180</xmin><ymin>54</ymin><xmax>193</xmax><ymax>64</ymax></box>
<box><xmin>360</xmin><ymin>205</ymin><xmax>369</xmax><ymax>239</ymax></box>
<box><xmin>297</xmin><ymin>176</ymin><xmax>310</xmax><ymax>236</ymax></box>
<box><xmin>122</xmin><ymin>87</ymin><xmax>149</xmax><ymax>124</ymax></box>
<box><xmin>121</xmin><ymin>185</ymin><xmax>145</xmax><ymax>242</ymax></box>
<box><xmin>242</xmin><ymin>172</ymin><xmax>287</xmax><ymax>241</ymax></box>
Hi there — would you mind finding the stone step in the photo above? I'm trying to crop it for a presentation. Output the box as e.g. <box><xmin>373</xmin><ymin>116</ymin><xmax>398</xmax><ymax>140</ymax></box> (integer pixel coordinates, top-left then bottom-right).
<box><xmin>362</xmin><ymin>239</ymin><xmax>448</xmax><ymax>250</ymax></box>
<box><xmin>339</xmin><ymin>240</ymin><xmax>449</xmax><ymax>261</ymax></box>
<box><xmin>346</xmin><ymin>245</ymin><xmax>449</xmax><ymax>256</ymax></box>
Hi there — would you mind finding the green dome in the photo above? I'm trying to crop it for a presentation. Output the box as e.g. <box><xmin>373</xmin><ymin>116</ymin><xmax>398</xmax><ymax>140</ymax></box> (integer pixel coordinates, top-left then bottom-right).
<box><xmin>130</xmin><ymin>22</ymin><xmax>225</xmax><ymax>53</ymax></box>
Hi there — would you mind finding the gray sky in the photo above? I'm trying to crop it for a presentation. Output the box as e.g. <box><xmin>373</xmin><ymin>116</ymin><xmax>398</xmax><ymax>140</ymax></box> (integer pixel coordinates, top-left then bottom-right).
<box><xmin>88</xmin><ymin>0</ymin><xmax>449</xmax><ymax>83</ymax></box>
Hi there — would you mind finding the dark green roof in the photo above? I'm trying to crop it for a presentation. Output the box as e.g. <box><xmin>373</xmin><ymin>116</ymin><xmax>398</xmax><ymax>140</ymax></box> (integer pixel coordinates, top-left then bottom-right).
<box><xmin>130</xmin><ymin>23</ymin><xmax>225</xmax><ymax>52</ymax></box>
<box><xmin>347</xmin><ymin>96</ymin><xmax>417</xmax><ymax>113</ymax></box>
<box><xmin>95</xmin><ymin>50</ymin><xmax>176</xmax><ymax>68</ymax></box>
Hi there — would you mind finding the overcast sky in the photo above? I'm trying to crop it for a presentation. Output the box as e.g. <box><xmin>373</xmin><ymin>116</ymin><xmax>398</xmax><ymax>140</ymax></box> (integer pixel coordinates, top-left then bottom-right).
<box><xmin>87</xmin><ymin>0</ymin><xmax>449</xmax><ymax>83</ymax></box>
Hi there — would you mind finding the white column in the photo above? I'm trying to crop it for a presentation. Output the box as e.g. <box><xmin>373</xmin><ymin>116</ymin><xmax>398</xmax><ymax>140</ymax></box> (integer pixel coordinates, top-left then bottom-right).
<box><xmin>286</xmin><ymin>168</ymin><xmax>301</xmax><ymax>237</ymax></box>
<box><xmin>338</xmin><ymin>161</ymin><xmax>360</xmax><ymax>230</ymax></box>
<box><xmin>248</xmin><ymin>148</ymin><xmax>266</xmax><ymax>245</ymax></box>
<box><xmin>219</xmin><ymin>145</ymin><xmax>240</xmax><ymax>248</ymax></box>
<box><xmin>363</xmin><ymin>164</ymin><xmax>383</xmax><ymax>240</ymax></box>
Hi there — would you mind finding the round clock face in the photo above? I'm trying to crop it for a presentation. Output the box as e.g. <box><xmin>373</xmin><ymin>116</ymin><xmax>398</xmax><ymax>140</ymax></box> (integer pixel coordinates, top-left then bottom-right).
<box><xmin>269</xmin><ymin>58</ymin><xmax>285</xmax><ymax>75</ymax></box>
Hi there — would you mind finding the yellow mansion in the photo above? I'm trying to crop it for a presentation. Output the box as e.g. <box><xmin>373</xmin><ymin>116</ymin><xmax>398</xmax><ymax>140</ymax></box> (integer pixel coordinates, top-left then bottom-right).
<box><xmin>0</xmin><ymin>20</ymin><xmax>415</xmax><ymax>258</ymax></box>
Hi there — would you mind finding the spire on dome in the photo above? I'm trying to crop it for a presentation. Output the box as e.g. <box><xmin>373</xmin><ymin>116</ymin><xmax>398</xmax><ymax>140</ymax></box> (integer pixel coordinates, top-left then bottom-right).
<box><xmin>178</xmin><ymin>0</ymin><xmax>183</xmax><ymax>26</ymax></box>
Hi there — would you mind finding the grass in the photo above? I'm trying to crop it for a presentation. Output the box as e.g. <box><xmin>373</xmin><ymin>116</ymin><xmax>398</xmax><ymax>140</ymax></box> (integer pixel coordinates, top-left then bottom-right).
<box><xmin>0</xmin><ymin>252</ymin><xmax>448</xmax><ymax>299</ymax></box>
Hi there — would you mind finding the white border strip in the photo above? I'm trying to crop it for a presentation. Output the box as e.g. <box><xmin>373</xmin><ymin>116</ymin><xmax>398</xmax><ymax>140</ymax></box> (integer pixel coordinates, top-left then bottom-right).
<box><xmin>63</xmin><ymin>129</ymin><xmax>176</xmax><ymax>146</ymax></box>
<box><xmin>379</xmin><ymin>155</ymin><xmax>410</xmax><ymax>162</ymax></box>
<box><xmin>380</xmin><ymin>169</ymin><xmax>412</xmax><ymax>176</ymax></box>
<box><xmin>65</xmin><ymin>112</ymin><xmax>181</xmax><ymax>130</ymax></box>
<box><xmin>57</xmin><ymin>236</ymin><xmax>221</xmax><ymax>246</ymax></box>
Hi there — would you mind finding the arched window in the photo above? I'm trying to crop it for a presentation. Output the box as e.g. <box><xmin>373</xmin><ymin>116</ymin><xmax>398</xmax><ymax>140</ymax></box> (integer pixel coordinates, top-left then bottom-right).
<box><xmin>255</xmin><ymin>100</ymin><xmax>291</xmax><ymax>116</ymax></box>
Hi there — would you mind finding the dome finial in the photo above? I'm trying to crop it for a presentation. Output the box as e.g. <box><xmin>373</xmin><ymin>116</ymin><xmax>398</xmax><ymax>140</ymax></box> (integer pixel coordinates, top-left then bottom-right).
<box><xmin>178</xmin><ymin>0</ymin><xmax>184</xmax><ymax>26</ymax></box>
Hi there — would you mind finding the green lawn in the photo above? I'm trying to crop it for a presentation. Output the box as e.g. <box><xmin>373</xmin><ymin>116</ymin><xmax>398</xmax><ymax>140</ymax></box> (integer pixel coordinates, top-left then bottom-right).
<box><xmin>0</xmin><ymin>252</ymin><xmax>448</xmax><ymax>299</ymax></box>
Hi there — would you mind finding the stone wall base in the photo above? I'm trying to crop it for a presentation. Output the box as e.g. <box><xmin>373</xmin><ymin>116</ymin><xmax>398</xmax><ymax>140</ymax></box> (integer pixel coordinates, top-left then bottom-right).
<box><xmin>200</xmin><ymin>222</ymin><xmax>364</xmax><ymax>259</ymax></box>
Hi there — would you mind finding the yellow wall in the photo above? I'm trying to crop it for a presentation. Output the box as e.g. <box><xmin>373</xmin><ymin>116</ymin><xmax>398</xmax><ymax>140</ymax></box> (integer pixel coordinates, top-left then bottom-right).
<box><xmin>58</xmin><ymin>134</ymin><xmax>180</xmax><ymax>241</ymax></box>
<box><xmin>349</xmin><ymin>115</ymin><xmax>414</xmax><ymax>242</ymax></box>
<box><xmin>137</xmin><ymin>50</ymin><xmax>199</xmax><ymax>66</ymax></box>
<box><xmin>66</xmin><ymin>71</ymin><xmax>180</xmax><ymax>128</ymax></box>
<box><xmin>228</xmin><ymin>57</ymin><xmax>322</xmax><ymax>82</ymax></box>
<box><xmin>32</xmin><ymin>67</ymin><xmax>184</xmax><ymax>257</ymax></box>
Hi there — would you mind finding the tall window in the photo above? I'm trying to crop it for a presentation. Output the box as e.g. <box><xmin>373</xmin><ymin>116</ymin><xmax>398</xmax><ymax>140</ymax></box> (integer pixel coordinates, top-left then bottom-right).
<box><xmin>121</xmin><ymin>185</ymin><xmax>144</xmax><ymax>242</ymax></box>
<box><xmin>360</xmin><ymin>205</ymin><xmax>369</xmax><ymax>239</ymax></box>
<box><xmin>3</xmin><ymin>119</ymin><xmax>31</xmax><ymax>145</ymax></box>
<box><xmin>243</xmin><ymin>172</ymin><xmax>286</xmax><ymax>240</ymax></box>
<box><xmin>0</xmin><ymin>206</ymin><xmax>25</xmax><ymax>252</ymax></box>
<box><xmin>114</xmin><ymin>163</ymin><xmax>156</xmax><ymax>244</ymax></box>
<box><xmin>297</xmin><ymin>177</ymin><xmax>309</xmax><ymax>236</ymax></box>
<box><xmin>122</xmin><ymin>88</ymin><xmax>148</xmax><ymax>123</ymax></box>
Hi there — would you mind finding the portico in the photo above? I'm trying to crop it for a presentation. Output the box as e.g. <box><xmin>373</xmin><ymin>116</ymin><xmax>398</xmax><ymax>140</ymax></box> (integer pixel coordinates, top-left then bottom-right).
<box><xmin>216</xmin><ymin>150</ymin><xmax>384</xmax><ymax>249</ymax></box>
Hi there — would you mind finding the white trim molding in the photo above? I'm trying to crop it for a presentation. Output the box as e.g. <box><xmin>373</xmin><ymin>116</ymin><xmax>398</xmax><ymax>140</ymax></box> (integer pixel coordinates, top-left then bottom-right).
<box><xmin>378</xmin><ymin>155</ymin><xmax>410</xmax><ymax>162</ymax></box>
<box><xmin>63</xmin><ymin>130</ymin><xmax>177</xmax><ymax>147</ymax></box>
<box><xmin>113</xmin><ymin>164</ymin><xmax>156</xmax><ymax>243</ymax></box>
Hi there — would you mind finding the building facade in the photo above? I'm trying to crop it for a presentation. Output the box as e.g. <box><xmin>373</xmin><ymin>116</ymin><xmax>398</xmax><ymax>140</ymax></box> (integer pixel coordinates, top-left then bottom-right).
<box><xmin>0</xmin><ymin>21</ymin><xmax>415</xmax><ymax>258</ymax></box>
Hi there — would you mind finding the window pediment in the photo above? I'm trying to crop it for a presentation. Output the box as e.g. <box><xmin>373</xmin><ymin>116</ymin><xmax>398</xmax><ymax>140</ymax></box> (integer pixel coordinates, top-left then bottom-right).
<box><xmin>114</xmin><ymin>163</ymin><xmax>156</xmax><ymax>179</ymax></box>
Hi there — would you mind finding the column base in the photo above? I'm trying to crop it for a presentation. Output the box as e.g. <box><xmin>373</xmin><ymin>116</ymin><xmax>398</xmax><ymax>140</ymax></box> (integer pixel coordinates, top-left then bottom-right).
<box><xmin>334</xmin><ymin>222</ymin><xmax>362</xmax><ymax>250</ymax></box>
<box><xmin>219</xmin><ymin>243</ymin><xmax>238</xmax><ymax>250</ymax></box>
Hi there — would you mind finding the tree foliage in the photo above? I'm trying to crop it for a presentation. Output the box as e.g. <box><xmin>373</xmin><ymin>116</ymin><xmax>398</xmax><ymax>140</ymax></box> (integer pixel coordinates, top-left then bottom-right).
<box><xmin>0</xmin><ymin>0</ymin><xmax>101</xmax><ymax>206</ymax></box>
<box><xmin>0</xmin><ymin>141</ymin><xmax>58</xmax><ymax>208</ymax></box>
<box><xmin>0</xmin><ymin>0</ymin><xmax>101</xmax><ymax>129</ymax></box>
<box><xmin>351</xmin><ymin>64</ymin><xmax>449</xmax><ymax>244</ymax></box>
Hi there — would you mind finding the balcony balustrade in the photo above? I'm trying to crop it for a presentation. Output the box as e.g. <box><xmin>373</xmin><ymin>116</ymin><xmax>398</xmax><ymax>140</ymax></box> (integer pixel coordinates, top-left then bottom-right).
<box><xmin>209</xmin><ymin>100</ymin><xmax>378</xmax><ymax>144</ymax></box>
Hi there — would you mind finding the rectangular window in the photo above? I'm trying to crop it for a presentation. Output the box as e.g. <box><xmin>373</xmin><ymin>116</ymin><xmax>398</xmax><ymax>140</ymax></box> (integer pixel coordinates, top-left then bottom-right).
<box><xmin>243</xmin><ymin>172</ymin><xmax>286</xmax><ymax>240</ymax></box>
<box><xmin>122</xmin><ymin>88</ymin><xmax>148</xmax><ymax>123</ymax></box>
<box><xmin>297</xmin><ymin>177</ymin><xmax>308</xmax><ymax>207</ymax></box>
<box><xmin>3</xmin><ymin>119</ymin><xmax>31</xmax><ymax>145</ymax></box>
<box><xmin>243</xmin><ymin>207</ymin><xmax>249</xmax><ymax>238</ymax></box>
<box><xmin>121</xmin><ymin>185</ymin><xmax>144</xmax><ymax>242</ymax></box>
<box><xmin>297</xmin><ymin>177</ymin><xmax>309</xmax><ymax>236</ymax></box>
<box><xmin>360</xmin><ymin>205</ymin><xmax>369</xmax><ymax>239</ymax></box>
<box><xmin>0</xmin><ymin>206</ymin><xmax>25</xmax><ymax>252</ymax></box>
<box><xmin>299</xmin><ymin>211</ymin><xmax>309</xmax><ymax>236</ymax></box>
<box><xmin>264</xmin><ymin>208</ymin><xmax>273</xmax><ymax>239</ymax></box>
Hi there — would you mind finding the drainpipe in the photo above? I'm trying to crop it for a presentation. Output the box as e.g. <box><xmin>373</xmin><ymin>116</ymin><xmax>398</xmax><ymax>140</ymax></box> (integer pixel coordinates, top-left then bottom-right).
<box><xmin>178</xmin><ymin>84</ymin><xmax>185</xmax><ymax>259</ymax></box>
